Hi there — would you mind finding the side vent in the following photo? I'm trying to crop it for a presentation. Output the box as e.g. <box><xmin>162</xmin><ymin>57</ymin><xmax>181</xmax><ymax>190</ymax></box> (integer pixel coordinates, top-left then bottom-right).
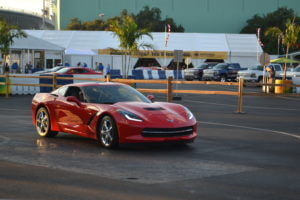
<box><xmin>143</xmin><ymin>107</ymin><xmax>164</xmax><ymax>111</ymax></box>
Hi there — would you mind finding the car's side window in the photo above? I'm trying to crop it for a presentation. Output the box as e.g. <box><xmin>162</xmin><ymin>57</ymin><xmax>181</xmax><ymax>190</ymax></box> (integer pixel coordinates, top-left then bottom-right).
<box><xmin>65</xmin><ymin>86</ymin><xmax>85</xmax><ymax>102</ymax></box>
<box><xmin>74</xmin><ymin>69</ymin><xmax>84</xmax><ymax>74</ymax></box>
<box><xmin>274</xmin><ymin>65</ymin><xmax>281</xmax><ymax>71</ymax></box>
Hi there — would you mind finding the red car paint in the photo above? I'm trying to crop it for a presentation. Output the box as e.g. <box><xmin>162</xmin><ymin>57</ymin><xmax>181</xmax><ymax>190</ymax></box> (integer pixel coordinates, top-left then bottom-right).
<box><xmin>32</xmin><ymin>82</ymin><xmax>197</xmax><ymax>144</ymax></box>
<box><xmin>54</xmin><ymin>67</ymin><xmax>102</xmax><ymax>75</ymax></box>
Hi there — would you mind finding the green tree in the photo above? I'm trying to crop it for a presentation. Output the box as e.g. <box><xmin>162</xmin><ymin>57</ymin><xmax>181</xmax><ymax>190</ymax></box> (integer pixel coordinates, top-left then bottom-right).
<box><xmin>241</xmin><ymin>7</ymin><xmax>300</xmax><ymax>54</ymax></box>
<box><xmin>265</xmin><ymin>18</ymin><xmax>300</xmax><ymax>79</ymax></box>
<box><xmin>134</xmin><ymin>6</ymin><xmax>184</xmax><ymax>32</ymax></box>
<box><xmin>65</xmin><ymin>18</ymin><xmax>83</xmax><ymax>30</ymax></box>
<box><xmin>65</xmin><ymin>6</ymin><xmax>184</xmax><ymax>32</ymax></box>
<box><xmin>109</xmin><ymin>15</ymin><xmax>153</xmax><ymax>77</ymax></box>
<box><xmin>0</xmin><ymin>19</ymin><xmax>26</xmax><ymax>69</ymax></box>
<box><xmin>66</xmin><ymin>18</ymin><xmax>109</xmax><ymax>31</ymax></box>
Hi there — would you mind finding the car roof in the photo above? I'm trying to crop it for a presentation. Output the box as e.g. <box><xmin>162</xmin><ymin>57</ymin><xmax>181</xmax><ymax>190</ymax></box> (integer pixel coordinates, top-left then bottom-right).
<box><xmin>65</xmin><ymin>82</ymin><xmax>125</xmax><ymax>87</ymax></box>
<box><xmin>66</xmin><ymin>67</ymin><xmax>92</xmax><ymax>70</ymax></box>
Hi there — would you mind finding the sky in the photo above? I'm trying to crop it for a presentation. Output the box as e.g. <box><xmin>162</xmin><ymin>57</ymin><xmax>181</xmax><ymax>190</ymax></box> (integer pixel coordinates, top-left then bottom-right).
<box><xmin>0</xmin><ymin>0</ymin><xmax>44</xmax><ymax>15</ymax></box>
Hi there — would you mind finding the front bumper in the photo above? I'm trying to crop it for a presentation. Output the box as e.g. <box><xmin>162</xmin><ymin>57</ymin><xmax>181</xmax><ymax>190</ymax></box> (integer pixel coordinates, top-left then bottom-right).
<box><xmin>117</xmin><ymin>122</ymin><xmax>198</xmax><ymax>144</ymax></box>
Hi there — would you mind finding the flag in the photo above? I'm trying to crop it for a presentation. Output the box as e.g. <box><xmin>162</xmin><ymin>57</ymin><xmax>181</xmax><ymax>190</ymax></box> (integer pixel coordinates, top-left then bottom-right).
<box><xmin>257</xmin><ymin>28</ymin><xmax>264</xmax><ymax>47</ymax></box>
<box><xmin>165</xmin><ymin>24</ymin><xmax>171</xmax><ymax>47</ymax></box>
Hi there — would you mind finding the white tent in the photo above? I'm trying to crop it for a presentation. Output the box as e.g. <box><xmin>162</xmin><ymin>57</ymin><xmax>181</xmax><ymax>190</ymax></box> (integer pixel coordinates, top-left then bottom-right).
<box><xmin>24</xmin><ymin>30</ymin><xmax>263</xmax><ymax>72</ymax></box>
<box><xmin>11</xmin><ymin>34</ymin><xmax>64</xmax><ymax>51</ymax></box>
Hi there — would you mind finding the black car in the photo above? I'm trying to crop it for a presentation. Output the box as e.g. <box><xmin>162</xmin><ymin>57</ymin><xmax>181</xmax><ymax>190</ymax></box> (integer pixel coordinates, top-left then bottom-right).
<box><xmin>184</xmin><ymin>63</ymin><xmax>217</xmax><ymax>81</ymax></box>
<box><xmin>202</xmin><ymin>63</ymin><xmax>245</xmax><ymax>82</ymax></box>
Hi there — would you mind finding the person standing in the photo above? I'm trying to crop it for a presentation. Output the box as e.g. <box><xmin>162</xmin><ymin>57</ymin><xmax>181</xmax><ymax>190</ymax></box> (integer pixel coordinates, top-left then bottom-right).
<box><xmin>105</xmin><ymin>64</ymin><xmax>111</xmax><ymax>78</ymax></box>
<box><xmin>266</xmin><ymin>65</ymin><xmax>275</xmax><ymax>93</ymax></box>
<box><xmin>11</xmin><ymin>62</ymin><xmax>18</xmax><ymax>73</ymax></box>
<box><xmin>98</xmin><ymin>63</ymin><xmax>104</xmax><ymax>73</ymax></box>
<box><xmin>28</xmin><ymin>62</ymin><xmax>33</xmax><ymax>73</ymax></box>
<box><xmin>4</xmin><ymin>63</ymin><xmax>9</xmax><ymax>74</ymax></box>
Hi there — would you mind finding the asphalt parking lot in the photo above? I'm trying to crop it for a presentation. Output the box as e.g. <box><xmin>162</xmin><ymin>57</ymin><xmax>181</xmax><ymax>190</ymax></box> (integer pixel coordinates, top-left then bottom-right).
<box><xmin>0</xmin><ymin>84</ymin><xmax>300</xmax><ymax>200</ymax></box>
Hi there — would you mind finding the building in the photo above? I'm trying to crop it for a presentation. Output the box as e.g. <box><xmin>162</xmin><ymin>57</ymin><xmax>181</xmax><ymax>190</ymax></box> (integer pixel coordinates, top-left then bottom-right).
<box><xmin>0</xmin><ymin>0</ymin><xmax>56</xmax><ymax>29</ymax></box>
<box><xmin>56</xmin><ymin>0</ymin><xmax>300</xmax><ymax>33</ymax></box>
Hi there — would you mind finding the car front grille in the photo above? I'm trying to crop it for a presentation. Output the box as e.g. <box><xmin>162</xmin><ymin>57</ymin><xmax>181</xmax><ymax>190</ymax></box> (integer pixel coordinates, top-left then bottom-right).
<box><xmin>141</xmin><ymin>126</ymin><xmax>194</xmax><ymax>137</ymax></box>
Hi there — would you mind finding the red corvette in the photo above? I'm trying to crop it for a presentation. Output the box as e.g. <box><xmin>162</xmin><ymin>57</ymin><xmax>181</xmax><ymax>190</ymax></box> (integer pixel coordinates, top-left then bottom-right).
<box><xmin>53</xmin><ymin>67</ymin><xmax>102</xmax><ymax>75</ymax></box>
<box><xmin>32</xmin><ymin>82</ymin><xmax>197</xmax><ymax>148</ymax></box>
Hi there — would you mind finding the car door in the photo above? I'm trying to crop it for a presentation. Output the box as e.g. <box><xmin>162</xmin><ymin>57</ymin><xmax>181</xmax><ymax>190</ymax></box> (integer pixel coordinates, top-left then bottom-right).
<box><xmin>227</xmin><ymin>64</ymin><xmax>239</xmax><ymax>79</ymax></box>
<box><xmin>54</xmin><ymin>86</ymin><xmax>97</xmax><ymax>136</ymax></box>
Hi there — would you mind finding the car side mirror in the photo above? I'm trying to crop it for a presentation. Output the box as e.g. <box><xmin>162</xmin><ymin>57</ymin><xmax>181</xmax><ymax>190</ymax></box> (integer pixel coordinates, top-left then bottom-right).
<box><xmin>66</xmin><ymin>96</ymin><xmax>81</xmax><ymax>106</ymax></box>
<box><xmin>147</xmin><ymin>95</ymin><xmax>155</xmax><ymax>102</ymax></box>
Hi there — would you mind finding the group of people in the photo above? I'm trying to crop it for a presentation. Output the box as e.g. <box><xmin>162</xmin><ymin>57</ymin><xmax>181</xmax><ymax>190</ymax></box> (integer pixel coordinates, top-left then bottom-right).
<box><xmin>95</xmin><ymin>62</ymin><xmax>111</xmax><ymax>76</ymax></box>
<box><xmin>1</xmin><ymin>62</ymin><xmax>35</xmax><ymax>74</ymax></box>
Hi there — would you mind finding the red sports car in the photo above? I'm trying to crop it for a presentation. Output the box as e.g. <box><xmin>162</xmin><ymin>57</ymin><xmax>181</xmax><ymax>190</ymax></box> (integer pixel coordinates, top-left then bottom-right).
<box><xmin>54</xmin><ymin>67</ymin><xmax>102</xmax><ymax>75</ymax></box>
<box><xmin>32</xmin><ymin>82</ymin><xmax>197</xmax><ymax>148</ymax></box>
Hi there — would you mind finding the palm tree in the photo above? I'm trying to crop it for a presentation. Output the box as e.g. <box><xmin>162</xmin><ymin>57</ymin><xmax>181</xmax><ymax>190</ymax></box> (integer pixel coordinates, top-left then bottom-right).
<box><xmin>265</xmin><ymin>18</ymin><xmax>300</xmax><ymax>79</ymax></box>
<box><xmin>0</xmin><ymin>19</ymin><xmax>26</xmax><ymax>70</ymax></box>
<box><xmin>109</xmin><ymin>15</ymin><xmax>153</xmax><ymax>78</ymax></box>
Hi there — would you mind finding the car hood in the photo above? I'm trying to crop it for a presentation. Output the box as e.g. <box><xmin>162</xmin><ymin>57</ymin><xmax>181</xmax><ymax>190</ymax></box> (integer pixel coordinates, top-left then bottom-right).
<box><xmin>112</xmin><ymin>102</ymin><xmax>194</xmax><ymax>128</ymax></box>
<box><xmin>238</xmin><ymin>69</ymin><xmax>259</xmax><ymax>74</ymax></box>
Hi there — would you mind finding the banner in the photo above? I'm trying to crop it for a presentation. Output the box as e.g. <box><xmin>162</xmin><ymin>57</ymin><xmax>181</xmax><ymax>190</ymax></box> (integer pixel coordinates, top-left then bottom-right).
<box><xmin>98</xmin><ymin>49</ymin><xmax>228</xmax><ymax>60</ymax></box>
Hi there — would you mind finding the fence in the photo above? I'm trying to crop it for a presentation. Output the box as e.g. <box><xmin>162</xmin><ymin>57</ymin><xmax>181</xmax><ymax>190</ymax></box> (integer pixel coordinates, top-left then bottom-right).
<box><xmin>1</xmin><ymin>73</ymin><xmax>300</xmax><ymax>114</ymax></box>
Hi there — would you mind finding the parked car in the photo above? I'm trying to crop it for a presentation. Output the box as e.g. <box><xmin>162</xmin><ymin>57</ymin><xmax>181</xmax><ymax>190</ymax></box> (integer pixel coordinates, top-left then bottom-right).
<box><xmin>238</xmin><ymin>64</ymin><xmax>283</xmax><ymax>83</ymax></box>
<box><xmin>281</xmin><ymin>65</ymin><xmax>300</xmax><ymax>78</ymax></box>
<box><xmin>202</xmin><ymin>63</ymin><xmax>245</xmax><ymax>82</ymax></box>
<box><xmin>34</xmin><ymin>66</ymin><xmax>65</xmax><ymax>74</ymax></box>
<box><xmin>135</xmin><ymin>66</ymin><xmax>162</xmax><ymax>70</ymax></box>
<box><xmin>53</xmin><ymin>67</ymin><xmax>102</xmax><ymax>75</ymax></box>
<box><xmin>184</xmin><ymin>63</ymin><xmax>216</xmax><ymax>81</ymax></box>
<box><xmin>32</xmin><ymin>82</ymin><xmax>197</xmax><ymax>148</ymax></box>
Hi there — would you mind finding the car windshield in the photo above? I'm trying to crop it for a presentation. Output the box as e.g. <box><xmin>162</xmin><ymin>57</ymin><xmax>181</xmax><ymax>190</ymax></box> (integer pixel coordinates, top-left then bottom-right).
<box><xmin>55</xmin><ymin>68</ymin><xmax>70</xmax><ymax>73</ymax></box>
<box><xmin>81</xmin><ymin>85</ymin><xmax>151</xmax><ymax>104</ymax></box>
<box><xmin>213</xmin><ymin>64</ymin><xmax>227</xmax><ymax>70</ymax></box>
<box><xmin>294</xmin><ymin>66</ymin><xmax>300</xmax><ymax>72</ymax></box>
<box><xmin>196</xmin><ymin>64</ymin><xmax>207</xmax><ymax>69</ymax></box>
<box><xmin>49</xmin><ymin>66</ymin><xmax>63</xmax><ymax>72</ymax></box>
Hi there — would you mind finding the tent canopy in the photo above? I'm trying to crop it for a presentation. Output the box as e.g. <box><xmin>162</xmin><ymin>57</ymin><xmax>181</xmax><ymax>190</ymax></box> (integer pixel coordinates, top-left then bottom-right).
<box><xmin>25</xmin><ymin>30</ymin><xmax>262</xmax><ymax>57</ymax></box>
<box><xmin>271</xmin><ymin>57</ymin><xmax>300</xmax><ymax>63</ymax></box>
<box><xmin>11</xmin><ymin>34</ymin><xmax>64</xmax><ymax>51</ymax></box>
<box><xmin>65</xmin><ymin>48</ymin><xmax>96</xmax><ymax>55</ymax></box>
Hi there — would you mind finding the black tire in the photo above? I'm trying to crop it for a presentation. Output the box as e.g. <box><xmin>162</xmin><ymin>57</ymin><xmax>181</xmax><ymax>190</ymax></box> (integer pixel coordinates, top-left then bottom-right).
<box><xmin>220</xmin><ymin>75</ymin><xmax>227</xmax><ymax>82</ymax></box>
<box><xmin>98</xmin><ymin>116</ymin><xmax>119</xmax><ymax>148</ymax></box>
<box><xmin>258</xmin><ymin>76</ymin><xmax>263</xmax><ymax>87</ymax></box>
<box><xmin>35</xmin><ymin>107</ymin><xmax>58</xmax><ymax>137</ymax></box>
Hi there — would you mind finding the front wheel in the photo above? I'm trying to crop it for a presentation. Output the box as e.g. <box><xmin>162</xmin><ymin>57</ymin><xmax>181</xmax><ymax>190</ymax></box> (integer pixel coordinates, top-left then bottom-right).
<box><xmin>36</xmin><ymin>107</ymin><xmax>58</xmax><ymax>137</ymax></box>
<box><xmin>220</xmin><ymin>75</ymin><xmax>227</xmax><ymax>82</ymax></box>
<box><xmin>98</xmin><ymin>116</ymin><xmax>119</xmax><ymax>148</ymax></box>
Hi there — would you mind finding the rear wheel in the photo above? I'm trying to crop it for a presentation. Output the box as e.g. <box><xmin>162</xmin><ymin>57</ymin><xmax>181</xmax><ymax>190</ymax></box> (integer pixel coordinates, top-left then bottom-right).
<box><xmin>258</xmin><ymin>76</ymin><xmax>263</xmax><ymax>87</ymax></box>
<box><xmin>36</xmin><ymin>107</ymin><xmax>58</xmax><ymax>137</ymax></box>
<box><xmin>98</xmin><ymin>116</ymin><xmax>119</xmax><ymax>148</ymax></box>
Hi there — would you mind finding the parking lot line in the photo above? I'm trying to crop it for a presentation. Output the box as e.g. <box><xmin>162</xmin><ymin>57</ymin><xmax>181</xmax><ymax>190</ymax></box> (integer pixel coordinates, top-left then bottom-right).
<box><xmin>184</xmin><ymin>99</ymin><xmax>298</xmax><ymax>111</ymax></box>
<box><xmin>199</xmin><ymin>121</ymin><xmax>300</xmax><ymax>140</ymax></box>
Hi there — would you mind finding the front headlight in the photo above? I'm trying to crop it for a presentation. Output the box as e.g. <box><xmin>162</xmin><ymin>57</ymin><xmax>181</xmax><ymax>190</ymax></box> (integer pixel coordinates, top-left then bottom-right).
<box><xmin>213</xmin><ymin>71</ymin><xmax>219</xmax><ymax>76</ymax></box>
<box><xmin>183</xmin><ymin>107</ymin><xmax>194</xmax><ymax>120</ymax></box>
<box><xmin>117</xmin><ymin>109</ymin><xmax>143</xmax><ymax>122</ymax></box>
